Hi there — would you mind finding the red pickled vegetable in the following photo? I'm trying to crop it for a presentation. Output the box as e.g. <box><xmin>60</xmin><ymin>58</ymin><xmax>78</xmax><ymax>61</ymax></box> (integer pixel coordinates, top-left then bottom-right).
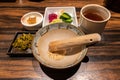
<box><xmin>48</xmin><ymin>13</ymin><xmax>57</xmax><ymax>22</ymax></box>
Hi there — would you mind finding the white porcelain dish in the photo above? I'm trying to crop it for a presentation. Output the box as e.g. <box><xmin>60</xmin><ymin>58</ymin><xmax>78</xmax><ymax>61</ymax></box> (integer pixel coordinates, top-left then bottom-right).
<box><xmin>21</xmin><ymin>12</ymin><xmax>43</xmax><ymax>30</ymax></box>
<box><xmin>42</xmin><ymin>7</ymin><xmax>78</xmax><ymax>27</ymax></box>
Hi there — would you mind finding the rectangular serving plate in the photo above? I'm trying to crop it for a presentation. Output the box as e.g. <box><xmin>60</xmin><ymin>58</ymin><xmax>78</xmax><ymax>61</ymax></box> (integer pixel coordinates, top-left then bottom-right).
<box><xmin>7</xmin><ymin>31</ymin><xmax>36</xmax><ymax>57</ymax></box>
<box><xmin>42</xmin><ymin>7</ymin><xmax>78</xmax><ymax>27</ymax></box>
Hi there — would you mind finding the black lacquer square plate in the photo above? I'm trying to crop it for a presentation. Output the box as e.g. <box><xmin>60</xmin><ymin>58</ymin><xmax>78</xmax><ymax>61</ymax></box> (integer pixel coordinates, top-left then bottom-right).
<box><xmin>7</xmin><ymin>31</ymin><xmax>36</xmax><ymax>57</ymax></box>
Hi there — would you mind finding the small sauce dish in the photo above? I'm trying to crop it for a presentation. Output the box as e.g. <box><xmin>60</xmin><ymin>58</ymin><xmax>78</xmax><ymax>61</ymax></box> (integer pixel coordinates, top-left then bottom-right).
<box><xmin>21</xmin><ymin>12</ymin><xmax>43</xmax><ymax>30</ymax></box>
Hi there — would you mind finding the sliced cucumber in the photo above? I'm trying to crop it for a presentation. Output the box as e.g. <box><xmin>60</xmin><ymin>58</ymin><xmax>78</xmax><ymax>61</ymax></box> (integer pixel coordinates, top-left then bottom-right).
<box><xmin>60</xmin><ymin>12</ymin><xmax>71</xmax><ymax>19</ymax></box>
<box><xmin>63</xmin><ymin>18</ymin><xmax>73</xmax><ymax>23</ymax></box>
<box><xmin>60</xmin><ymin>12</ymin><xmax>73</xmax><ymax>23</ymax></box>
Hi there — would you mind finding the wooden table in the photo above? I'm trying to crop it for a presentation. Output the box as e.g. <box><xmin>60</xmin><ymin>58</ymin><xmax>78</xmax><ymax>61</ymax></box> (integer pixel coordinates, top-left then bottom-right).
<box><xmin>0</xmin><ymin>0</ymin><xmax>120</xmax><ymax>80</ymax></box>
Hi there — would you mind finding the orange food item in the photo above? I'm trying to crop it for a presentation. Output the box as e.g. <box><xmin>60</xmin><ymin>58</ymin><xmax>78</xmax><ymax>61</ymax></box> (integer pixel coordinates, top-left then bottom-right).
<box><xmin>27</xmin><ymin>15</ymin><xmax>36</xmax><ymax>24</ymax></box>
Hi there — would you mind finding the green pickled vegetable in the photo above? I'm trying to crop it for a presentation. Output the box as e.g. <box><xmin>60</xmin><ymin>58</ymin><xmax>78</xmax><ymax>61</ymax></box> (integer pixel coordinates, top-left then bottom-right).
<box><xmin>12</xmin><ymin>33</ymin><xmax>33</xmax><ymax>50</ymax></box>
<box><xmin>60</xmin><ymin>12</ymin><xmax>73</xmax><ymax>23</ymax></box>
<box><xmin>60</xmin><ymin>12</ymin><xmax>71</xmax><ymax>19</ymax></box>
<box><xmin>63</xmin><ymin>18</ymin><xmax>73</xmax><ymax>23</ymax></box>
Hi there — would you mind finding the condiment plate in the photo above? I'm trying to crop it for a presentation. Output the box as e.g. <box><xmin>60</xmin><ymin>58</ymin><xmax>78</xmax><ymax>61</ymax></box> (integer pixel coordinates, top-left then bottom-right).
<box><xmin>7</xmin><ymin>31</ymin><xmax>35</xmax><ymax>57</ymax></box>
<box><xmin>42</xmin><ymin>7</ymin><xmax>78</xmax><ymax>27</ymax></box>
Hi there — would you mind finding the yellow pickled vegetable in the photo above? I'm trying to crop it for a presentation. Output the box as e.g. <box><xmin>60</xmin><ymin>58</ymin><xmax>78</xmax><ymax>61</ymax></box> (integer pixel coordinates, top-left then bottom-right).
<box><xmin>12</xmin><ymin>33</ymin><xmax>33</xmax><ymax>50</ymax></box>
<box><xmin>50</xmin><ymin>19</ymin><xmax>62</xmax><ymax>24</ymax></box>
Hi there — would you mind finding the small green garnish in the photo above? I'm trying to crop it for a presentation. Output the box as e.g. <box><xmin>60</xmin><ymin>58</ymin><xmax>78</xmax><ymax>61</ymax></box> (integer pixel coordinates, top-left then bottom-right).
<box><xmin>60</xmin><ymin>12</ymin><xmax>73</xmax><ymax>23</ymax></box>
<box><xmin>60</xmin><ymin>12</ymin><xmax>71</xmax><ymax>19</ymax></box>
<box><xmin>62</xmin><ymin>18</ymin><xmax>73</xmax><ymax>23</ymax></box>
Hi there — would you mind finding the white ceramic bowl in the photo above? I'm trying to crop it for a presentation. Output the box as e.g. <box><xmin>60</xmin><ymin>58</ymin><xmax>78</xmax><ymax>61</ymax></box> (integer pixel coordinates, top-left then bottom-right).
<box><xmin>21</xmin><ymin>12</ymin><xmax>43</xmax><ymax>30</ymax></box>
<box><xmin>32</xmin><ymin>23</ymin><xmax>88</xmax><ymax>69</ymax></box>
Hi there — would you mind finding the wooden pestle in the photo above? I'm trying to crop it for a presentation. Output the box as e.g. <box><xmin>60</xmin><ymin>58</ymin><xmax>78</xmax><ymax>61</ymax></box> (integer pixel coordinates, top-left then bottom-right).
<box><xmin>49</xmin><ymin>33</ymin><xmax>101</xmax><ymax>53</ymax></box>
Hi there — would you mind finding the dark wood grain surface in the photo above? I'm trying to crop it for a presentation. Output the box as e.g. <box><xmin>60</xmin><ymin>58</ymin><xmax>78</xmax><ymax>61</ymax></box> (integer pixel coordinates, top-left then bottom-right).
<box><xmin>0</xmin><ymin>0</ymin><xmax>120</xmax><ymax>80</ymax></box>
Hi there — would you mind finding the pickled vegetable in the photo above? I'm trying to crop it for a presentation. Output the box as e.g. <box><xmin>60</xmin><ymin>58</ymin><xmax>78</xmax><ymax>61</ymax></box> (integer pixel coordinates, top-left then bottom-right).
<box><xmin>48</xmin><ymin>13</ymin><xmax>58</xmax><ymax>22</ymax></box>
<box><xmin>48</xmin><ymin>11</ymin><xmax>73</xmax><ymax>24</ymax></box>
<box><xmin>60</xmin><ymin>12</ymin><xmax>73</xmax><ymax>23</ymax></box>
<box><xmin>60</xmin><ymin>12</ymin><xmax>71</xmax><ymax>19</ymax></box>
<box><xmin>62</xmin><ymin>18</ymin><xmax>73</xmax><ymax>23</ymax></box>
<box><xmin>12</xmin><ymin>33</ymin><xmax>33</xmax><ymax>50</ymax></box>
<box><xmin>27</xmin><ymin>15</ymin><xmax>36</xmax><ymax>24</ymax></box>
<box><xmin>50</xmin><ymin>19</ymin><xmax>62</xmax><ymax>24</ymax></box>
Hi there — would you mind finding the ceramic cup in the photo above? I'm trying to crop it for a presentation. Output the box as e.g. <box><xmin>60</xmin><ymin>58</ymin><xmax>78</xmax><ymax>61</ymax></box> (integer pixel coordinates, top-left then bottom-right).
<box><xmin>79</xmin><ymin>4</ymin><xmax>111</xmax><ymax>34</ymax></box>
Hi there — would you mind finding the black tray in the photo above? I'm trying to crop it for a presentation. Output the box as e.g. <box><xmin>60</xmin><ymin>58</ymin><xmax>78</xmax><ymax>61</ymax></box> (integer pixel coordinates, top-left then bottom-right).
<box><xmin>7</xmin><ymin>31</ymin><xmax>36</xmax><ymax>57</ymax></box>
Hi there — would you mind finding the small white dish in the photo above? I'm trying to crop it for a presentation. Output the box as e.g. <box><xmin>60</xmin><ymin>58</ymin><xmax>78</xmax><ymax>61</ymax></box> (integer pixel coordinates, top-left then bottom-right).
<box><xmin>42</xmin><ymin>7</ymin><xmax>78</xmax><ymax>27</ymax></box>
<box><xmin>21</xmin><ymin>12</ymin><xmax>43</xmax><ymax>30</ymax></box>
